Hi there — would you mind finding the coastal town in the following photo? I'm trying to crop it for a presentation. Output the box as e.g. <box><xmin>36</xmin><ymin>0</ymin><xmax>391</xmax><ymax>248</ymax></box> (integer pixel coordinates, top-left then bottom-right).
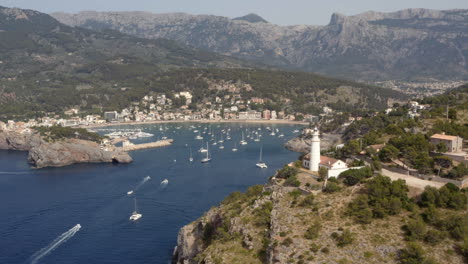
<box><xmin>0</xmin><ymin>88</ymin><xmax>433</xmax><ymax>133</ymax></box>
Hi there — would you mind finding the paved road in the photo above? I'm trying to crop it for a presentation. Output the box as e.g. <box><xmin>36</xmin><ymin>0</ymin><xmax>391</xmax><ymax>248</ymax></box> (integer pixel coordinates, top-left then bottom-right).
<box><xmin>381</xmin><ymin>168</ymin><xmax>444</xmax><ymax>190</ymax></box>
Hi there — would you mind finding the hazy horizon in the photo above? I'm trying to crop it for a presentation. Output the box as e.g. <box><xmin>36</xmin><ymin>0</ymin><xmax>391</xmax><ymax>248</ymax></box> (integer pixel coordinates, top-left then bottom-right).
<box><xmin>0</xmin><ymin>0</ymin><xmax>467</xmax><ymax>25</ymax></box>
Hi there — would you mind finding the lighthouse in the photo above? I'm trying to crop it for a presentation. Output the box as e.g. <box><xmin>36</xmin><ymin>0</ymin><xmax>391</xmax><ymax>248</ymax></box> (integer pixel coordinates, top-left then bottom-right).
<box><xmin>309</xmin><ymin>127</ymin><xmax>320</xmax><ymax>172</ymax></box>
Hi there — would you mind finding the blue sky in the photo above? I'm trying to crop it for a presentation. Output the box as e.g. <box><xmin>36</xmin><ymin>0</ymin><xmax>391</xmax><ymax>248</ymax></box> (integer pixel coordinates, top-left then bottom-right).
<box><xmin>1</xmin><ymin>0</ymin><xmax>467</xmax><ymax>25</ymax></box>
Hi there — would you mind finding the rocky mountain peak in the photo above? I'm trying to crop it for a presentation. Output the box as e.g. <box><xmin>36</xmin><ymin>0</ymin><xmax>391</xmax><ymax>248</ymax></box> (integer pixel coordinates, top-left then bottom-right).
<box><xmin>329</xmin><ymin>12</ymin><xmax>347</xmax><ymax>25</ymax></box>
<box><xmin>233</xmin><ymin>13</ymin><xmax>268</xmax><ymax>23</ymax></box>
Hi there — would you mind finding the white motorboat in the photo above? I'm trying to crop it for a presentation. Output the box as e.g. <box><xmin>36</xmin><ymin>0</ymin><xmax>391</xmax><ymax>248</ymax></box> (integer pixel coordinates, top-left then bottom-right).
<box><xmin>161</xmin><ymin>179</ymin><xmax>169</xmax><ymax>185</ymax></box>
<box><xmin>201</xmin><ymin>143</ymin><xmax>211</xmax><ymax>163</ymax></box>
<box><xmin>127</xmin><ymin>190</ymin><xmax>134</xmax><ymax>195</ymax></box>
<box><xmin>256</xmin><ymin>146</ymin><xmax>268</xmax><ymax>169</ymax></box>
<box><xmin>129</xmin><ymin>198</ymin><xmax>142</xmax><ymax>221</ymax></box>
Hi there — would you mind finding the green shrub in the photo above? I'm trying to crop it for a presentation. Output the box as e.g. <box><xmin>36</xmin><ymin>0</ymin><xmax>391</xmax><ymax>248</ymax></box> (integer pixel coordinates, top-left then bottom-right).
<box><xmin>277</xmin><ymin>166</ymin><xmax>298</xmax><ymax>179</ymax></box>
<box><xmin>398</xmin><ymin>242</ymin><xmax>435</xmax><ymax>264</ymax></box>
<box><xmin>333</xmin><ymin>229</ymin><xmax>355</xmax><ymax>247</ymax></box>
<box><xmin>323</xmin><ymin>182</ymin><xmax>341</xmax><ymax>193</ymax></box>
<box><xmin>281</xmin><ymin>237</ymin><xmax>293</xmax><ymax>247</ymax></box>
<box><xmin>404</xmin><ymin>218</ymin><xmax>427</xmax><ymax>241</ymax></box>
<box><xmin>300</xmin><ymin>194</ymin><xmax>315</xmax><ymax>207</ymax></box>
<box><xmin>339</xmin><ymin>166</ymin><xmax>373</xmax><ymax>186</ymax></box>
<box><xmin>284</xmin><ymin>175</ymin><xmax>301</xmax><ymax>187</ymax></box>
<box><xmin>304</xmin><ymin>221</ymin><xmax>321</xmax><ymax>240</ymax></box>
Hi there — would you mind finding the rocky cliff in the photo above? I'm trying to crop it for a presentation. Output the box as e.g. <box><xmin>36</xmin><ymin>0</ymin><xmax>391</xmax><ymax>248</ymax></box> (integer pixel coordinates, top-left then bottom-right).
<box><xmin>0</xmin><ymin>130</ymin><xmax>132</xmax><ymax>168</ymax></box>
<box><xmin>52</xmin><ymin>8</ymin><xmax>468</xmax><ymax>81</ymax></box>
<box><xmin>284</xmin><ymin>130</ymin><xmax>343</xmax><ymax>153</ymax></box>
<box><xmin>172</xmin><ymin>175</ymin><xmax>465</xmax><ymax>264</ymax></box>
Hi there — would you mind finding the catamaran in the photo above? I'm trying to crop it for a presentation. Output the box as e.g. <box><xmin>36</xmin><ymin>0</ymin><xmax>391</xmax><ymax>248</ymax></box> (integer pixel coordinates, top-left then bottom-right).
<box><xmin>129</xmin><ymin>197</ymin><xmax>142</xmax><ymax>221</ymax></box>
<box><xmin>256</xmin><ymin>146</ymin><xmax>267</xmax><ymax>168</ymax></box>
<box><xmin>201</xmin><ymin>143</ymin><xmax>211</xmax><ymax>163</ymax></box>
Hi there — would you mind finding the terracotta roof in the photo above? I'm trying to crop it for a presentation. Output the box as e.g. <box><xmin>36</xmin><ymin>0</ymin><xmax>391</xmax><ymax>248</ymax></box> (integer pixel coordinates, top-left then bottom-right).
<box><xmin>430</xmin><ymin>134</ymin><xmax>458</xmax><ymax>141</ymax></box>
<box><xmin>319</xmin><ymin>156</ymin><xmax>338</xmax><ymax>166</ymax></box>
<box><xmin>303</xmin><ymin>154</ymin><xmax>339</xmax><ymax>166</ymax></box>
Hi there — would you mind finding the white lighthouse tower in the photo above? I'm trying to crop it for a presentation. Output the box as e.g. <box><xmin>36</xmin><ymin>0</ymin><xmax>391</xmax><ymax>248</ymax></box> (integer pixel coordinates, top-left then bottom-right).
<box><xmin>309</xmin><ymin>127</ymin><xmax>321</xmax><ymax>172</ymax></box>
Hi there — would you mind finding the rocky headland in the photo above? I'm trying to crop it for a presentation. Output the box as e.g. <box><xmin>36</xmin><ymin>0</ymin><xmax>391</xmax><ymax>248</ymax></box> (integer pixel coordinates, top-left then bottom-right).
<box><xmin>0</xmin><ymin>130</ymin><xmax>132</xmax><ymax>168</ymax></box>
<box><xmin>172</xmin><ymin>173</ymin><xmax>465</xmax><ymax>264</ymax></box>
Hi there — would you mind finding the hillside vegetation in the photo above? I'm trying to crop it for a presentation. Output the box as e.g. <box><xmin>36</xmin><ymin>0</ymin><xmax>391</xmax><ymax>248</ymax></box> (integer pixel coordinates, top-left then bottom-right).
<box><xmin>173</xmin><ymin>172</ymin><xmax>467</xmax><ymax>264</ymax></box>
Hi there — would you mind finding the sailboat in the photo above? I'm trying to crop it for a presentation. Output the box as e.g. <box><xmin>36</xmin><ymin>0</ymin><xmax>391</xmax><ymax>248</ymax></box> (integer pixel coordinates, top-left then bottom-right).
<box><xmin>212</xmin><ymin>134</ymin><xmax>217</xmax><ymax>145</ymax></box>
<box><xmin>201</xmin><ymin>143</ymin><xmax>211</xmax><ymax>163</ymax></box>
<box><xmin>256</xmin><ymin>146</ymin><xmax>267</xmax><ymax>168</ymax></box>
<box><xmin>189</xmin><ymin>147</ymin><xmax>194</xmax><ymax>162</ymax></box>
<box><xmin>240</xmin><ymin>131</ymin><xmax>248</xmax><ymax>145</ymax></box>
<box><xmin>254</xmin><ymin>132</ymin><xmax>260</xmax><ymax>142</ymax></box>
<box><xmin>232</xmin><ymin>142</ymin><xmax>238</xmax><ymax>152</ymax></box>
<box><xmin>199</xmin><ymin>139</ymin><xmax>207</xmax><ymax>153</ymax></box>
<box><xmin>129</xmin><ymin>197</ymin><xmax>142</xmax><ymax>221</ymax></box>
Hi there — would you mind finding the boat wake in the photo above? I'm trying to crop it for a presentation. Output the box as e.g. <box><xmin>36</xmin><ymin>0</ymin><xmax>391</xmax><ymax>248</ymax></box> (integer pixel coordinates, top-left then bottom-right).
<box><xmin>29</xmin><ymin>224</ymin><xmax>81</xmax><ymax>264</ymax></box>
<box><xmin>135</xmin><ymin>176</ymin><xmax>151</xmax><ymax>190</ymax></box>
<box><xmin>0</xmin><ymin>171</ymin><xmax>29</xmax><ymax>175</ymax></box>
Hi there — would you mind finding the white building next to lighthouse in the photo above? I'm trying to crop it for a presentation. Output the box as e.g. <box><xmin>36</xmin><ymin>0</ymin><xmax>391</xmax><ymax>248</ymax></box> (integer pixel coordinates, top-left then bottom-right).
<box><xmin>302</xmin><ymin>127</ymin><xmax>355</xmax><ymax>178</ymax></box>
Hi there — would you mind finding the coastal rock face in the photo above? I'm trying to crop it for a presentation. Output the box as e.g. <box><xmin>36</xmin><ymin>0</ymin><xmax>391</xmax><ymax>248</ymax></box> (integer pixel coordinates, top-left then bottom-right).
<box><xmin>284</xmin><ymin>130</ymin><xmax>342</xmax><ymax>153</ymax></box>
<box><xmin>0</xmin><ymin>131</ymin><xmax>132</xmax><ymax>168</ymax></box>
<box><xmin>27</xmin><ymin>138</ymin><xmax>132</xmax><ymax>168</ymax></box>
<box><xmin>0</xmin><ymin>131</ymin><xmax>42</xmax><ymax>151</ymax></box>
<box><xmin>52</xmin><ymin>8</ymin><xmax>468</xmax><ymax>81</ymax></box>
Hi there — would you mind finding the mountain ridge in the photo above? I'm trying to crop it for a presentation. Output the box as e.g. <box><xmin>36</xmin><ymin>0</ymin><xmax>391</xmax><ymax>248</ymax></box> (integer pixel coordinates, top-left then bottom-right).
<box><xmin>51</xmin><ymin>8</ymin><xmax>468</xmax><ymax>82</ymax></box>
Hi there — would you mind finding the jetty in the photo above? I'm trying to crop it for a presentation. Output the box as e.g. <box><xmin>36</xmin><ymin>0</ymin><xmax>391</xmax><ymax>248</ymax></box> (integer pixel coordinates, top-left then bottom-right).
<box><xmin>119</xmin><ymin>139</ymin><xmax>173</xmax><ymax>152</ymax></box>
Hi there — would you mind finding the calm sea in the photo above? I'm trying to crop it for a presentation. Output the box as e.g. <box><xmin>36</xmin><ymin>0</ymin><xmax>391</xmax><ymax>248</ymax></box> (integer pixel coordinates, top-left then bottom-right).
<box><xmin>0</xmin><ymin>122</ymin><xmax>303</xmax><ymax>264</ymax></box>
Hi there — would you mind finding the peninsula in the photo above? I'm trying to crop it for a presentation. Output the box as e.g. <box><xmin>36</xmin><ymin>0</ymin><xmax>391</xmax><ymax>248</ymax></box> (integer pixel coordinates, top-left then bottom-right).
<box><xmin>0</xmin><ymin>127</ymin><xmax>133</xmax><ymax>168</ymax></box>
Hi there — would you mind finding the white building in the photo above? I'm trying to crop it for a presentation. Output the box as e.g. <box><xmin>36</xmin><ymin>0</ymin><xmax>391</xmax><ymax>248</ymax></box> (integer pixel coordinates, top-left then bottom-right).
<box><xmin>178</xmin><ymin>92</ymin><xmax>192</xmax><ymax>105</ymax></box>
<box><xmin>271</xmin><ymin>110</ymin><xmax>277</xmax><ymax>120</ymax></box>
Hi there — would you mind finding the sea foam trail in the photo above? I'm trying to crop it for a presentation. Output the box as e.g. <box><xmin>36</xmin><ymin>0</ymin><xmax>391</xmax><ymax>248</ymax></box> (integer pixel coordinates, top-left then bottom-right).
<box><xmin>134</xmin><ymin>176</ymin><xmax>151</xmax><ymax>191</ymax></box>
<box><xmin>29</xmin><ymin>224</ymin><xmax>81</xmax><ymax>264</ymax></box>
